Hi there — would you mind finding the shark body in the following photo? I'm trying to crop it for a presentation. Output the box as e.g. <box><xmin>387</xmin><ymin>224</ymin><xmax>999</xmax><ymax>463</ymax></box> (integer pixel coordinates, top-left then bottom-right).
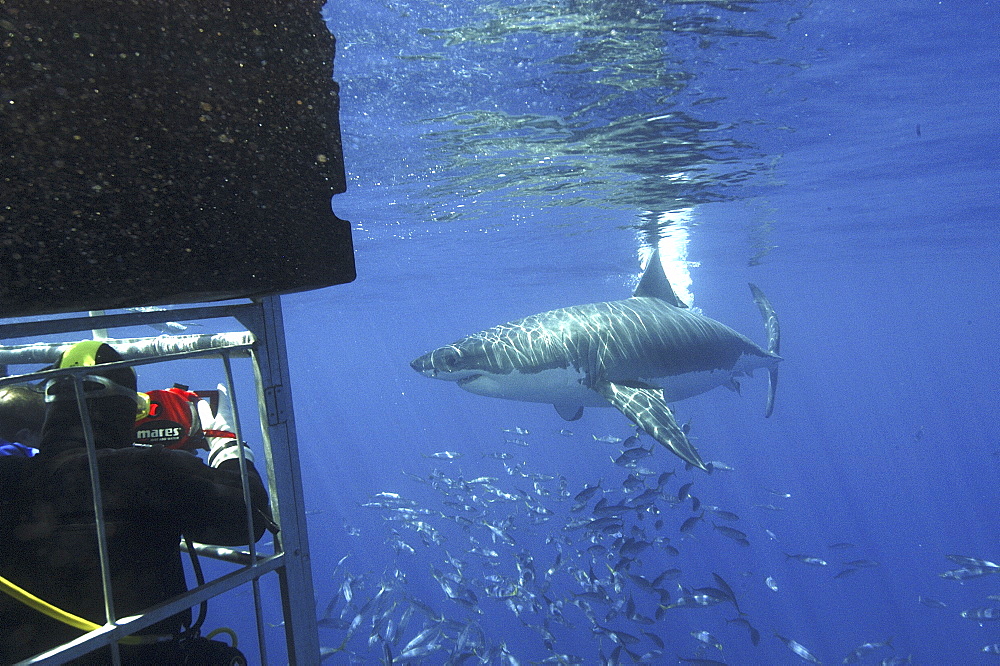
<box><xmin>411</xmin><ymin>252</ymin><xmax>781</xmax><ymax>471</ymax></box>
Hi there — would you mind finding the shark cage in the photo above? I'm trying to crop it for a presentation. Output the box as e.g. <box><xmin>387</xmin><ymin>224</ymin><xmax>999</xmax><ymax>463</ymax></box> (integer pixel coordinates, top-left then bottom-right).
<box><xmin>0</xmin><ymin>1</ymin><xmax>355</xmax><ymax>663</ymax></box>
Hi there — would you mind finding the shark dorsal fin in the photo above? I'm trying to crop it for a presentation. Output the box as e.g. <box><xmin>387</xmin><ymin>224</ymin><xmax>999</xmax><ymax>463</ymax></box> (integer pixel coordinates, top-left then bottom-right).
<box><xmin>632</xmin><ymin>250</ymin><xmax>688</xmax><ymax>308</ymax></box>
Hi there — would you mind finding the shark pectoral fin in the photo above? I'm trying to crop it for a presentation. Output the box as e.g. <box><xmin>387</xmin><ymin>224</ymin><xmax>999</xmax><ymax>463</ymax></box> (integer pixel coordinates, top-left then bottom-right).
<box><xmin>749</xmin><ymin>283</ymin><xmax>781</xmax><ymax>418</ymax></box>
<box><xmin>594</xmin><ymin>381</ymin><xmax>708</xmax><ymax>472</ymax></box>
<box><xmin>554</xmin><ymin>403</ymin><xmax>584</xmax><ymax>421</ymax></box>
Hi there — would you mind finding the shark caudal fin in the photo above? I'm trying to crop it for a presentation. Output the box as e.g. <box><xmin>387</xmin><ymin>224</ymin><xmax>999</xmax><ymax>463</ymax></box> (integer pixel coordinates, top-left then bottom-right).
<box><xmin>748</xmin><ymin>283</ymin><xmax>780</xmax><ymax>418</ymax></box>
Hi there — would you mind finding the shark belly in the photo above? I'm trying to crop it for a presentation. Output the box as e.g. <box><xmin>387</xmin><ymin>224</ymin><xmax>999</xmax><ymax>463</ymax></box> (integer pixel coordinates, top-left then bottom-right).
<box><xmin>458</xmin><ymin>366</ymin><xmax>608</xmax><ymax>407</ymax></box>
<box><xmin>458</xmin><ymin>363</ymin><xmax>744</xmax><ymax>408</ymax></box>
<box><xmin>646</xmin><ymin>368</ymin><xmax>736</xmax><ymax>403</ymax></box>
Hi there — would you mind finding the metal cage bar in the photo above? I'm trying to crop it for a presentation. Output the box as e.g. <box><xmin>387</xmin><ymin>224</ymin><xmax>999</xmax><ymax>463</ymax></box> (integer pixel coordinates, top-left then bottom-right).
<box><xmin>238</xmin><ymin>297</ymin><xmax>321</xmax><ymax>665</ymax></box>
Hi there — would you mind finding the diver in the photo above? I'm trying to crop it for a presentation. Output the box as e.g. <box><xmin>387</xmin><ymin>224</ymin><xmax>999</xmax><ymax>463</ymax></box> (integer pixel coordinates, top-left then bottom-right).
<box><xmin>0</xmin><ymin>341</ymin><xmax>272</xmax><ymax>664</ymax></box>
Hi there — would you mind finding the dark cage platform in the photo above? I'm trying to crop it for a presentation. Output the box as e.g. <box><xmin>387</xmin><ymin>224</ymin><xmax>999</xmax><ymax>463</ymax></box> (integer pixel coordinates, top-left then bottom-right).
<box><xmin>0</xmin><ymin>0</ymin><xmax>355</xmax><ymax>318</ymax></box>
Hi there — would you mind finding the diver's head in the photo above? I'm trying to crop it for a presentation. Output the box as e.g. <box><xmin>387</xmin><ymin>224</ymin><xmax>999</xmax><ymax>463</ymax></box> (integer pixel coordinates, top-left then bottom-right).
<box><xmin>40</xmin><ymin>341</ymin><xmax>146</xmax><ymax>452</ymax></box>
<box><xmin>0</xmin><ymin>385</ymin><xmax>45</xmax><ymax>447</ymax></box>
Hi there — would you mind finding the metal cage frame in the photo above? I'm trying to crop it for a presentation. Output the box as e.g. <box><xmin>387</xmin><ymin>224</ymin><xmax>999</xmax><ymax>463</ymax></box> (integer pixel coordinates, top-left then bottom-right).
<box><xmin>0</xmin><ymin>295</ymin><xmax>319</xmax><ymax>665</ymax></box>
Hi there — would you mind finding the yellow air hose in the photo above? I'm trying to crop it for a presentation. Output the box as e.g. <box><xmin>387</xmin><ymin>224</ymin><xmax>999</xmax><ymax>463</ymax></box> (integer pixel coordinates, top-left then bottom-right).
<box><xmin>0</xmin><ymin>574</ymin><xmax>165</xmax><ymax>645</ymax></box>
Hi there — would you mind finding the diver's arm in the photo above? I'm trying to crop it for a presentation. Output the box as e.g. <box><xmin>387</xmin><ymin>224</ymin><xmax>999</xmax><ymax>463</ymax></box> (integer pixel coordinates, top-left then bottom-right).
<box><xmin>175</xmin><ymin>451</ymin><xmax>271</xmax><ymax>546</ymax></box>
<box><xmin>125</xmin><ymin>446</ymin><xmax>271</xmax><ymax>546</ymax></box>
<box><xmin>181</xmin><ymin>397</ymin><xmax>273</xmax><ymax>545</ymax></box>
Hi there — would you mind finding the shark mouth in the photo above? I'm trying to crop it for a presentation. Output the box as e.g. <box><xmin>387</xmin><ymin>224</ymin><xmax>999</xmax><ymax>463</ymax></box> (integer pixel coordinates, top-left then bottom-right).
<box><xmin>456</xmin><ymin>374</ymin><xmax>482</xmax><ymax>387</ymax></box>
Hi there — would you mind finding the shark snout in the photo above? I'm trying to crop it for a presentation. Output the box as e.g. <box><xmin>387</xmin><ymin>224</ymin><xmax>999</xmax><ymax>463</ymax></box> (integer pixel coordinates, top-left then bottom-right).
<box><xmin>410</xmin><ymin>353</ymin><xmax>435</xmax><ymax>376</ymax></box>
<box><xmin>411</xmin><ymin>345</ymin><xmax>467</xmax><ymax>378</ymax></box>
<box><xmin>411</xmin><ymin>347</ymin><xmax>482</xmax><ymax>385</ymax></box>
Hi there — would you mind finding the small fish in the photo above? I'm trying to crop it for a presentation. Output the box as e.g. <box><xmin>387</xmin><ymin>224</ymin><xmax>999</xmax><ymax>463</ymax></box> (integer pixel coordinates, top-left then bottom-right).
<box><xmin>775</xmin><ymin>633</ymin><xmax>822</xmax><ymax>664</ymax></box>
<box><xmin>654</xmin><ymin>568</ymin><xmax>682</xmax><ymax>584</ymax></box>
<box><xmin>666</xmin><ymin>593</ymin><xmax>726</xmax><ymax>609</ymax></box>
<box><xmin>727</xmin><ymin>617</ymin><xmax>760</xmax><ymax>646</ymax></box>
<box><xmin>594</xmin><ymin>624</ymin><xmax>640</xmax><ymax>645</ymax></box>
<box><xmin>593</xmin><ymin>434</ymin><xmax>623</xmax><ymax>444</ymax></box>
<box><xmin>621</xmin><ymin>474</ymin><xmax>645</xmax><ymax>493</ymax></box>
<box><xmin>754</xmin><ymin>503</ymin><xmax>784</xmax><ymax>511</ymax></box>
<box><xmin>593</xmin><ymin>499</ymin><xmax>632</xmax><ymax>517</ymax></box>
<box><xmin>680</xmin><ymin>512</ymin><xmax>705</xmax><ymax>533</ymax></box>
<box><xmin>712</xmin><ymin>509</ymin><xmax>741</xmax><ymax>521</ymax></box>
<box><xmin>574</xmin><ymin>481</ymin><xmax>603</xmax><ymax>503</ymax></box>
<box><xmin>765</xmin><ymin>488</ymin><xmax>792</xmax><ymax>498</ymax></box>
<box><xmin>613</xmin><ymin>445</ymin><xmax>654</xmax><ymax>467</ymax></box>
<box><xmin>677</xmin><ymin>482</ymin><xmax>693</xmax><ymax>502</ymax></box>
<box><xmin>619</xmin><ymin>538</ymin><xmax>653</xmax><ymax>559</ymax></box>
<box><xmin>713</xmin><ymin>523</ymin><xmax>749</xmax><ymax>546</ymax></box>
<box><xmin>691</xmin><ymin>630</ymin><xmax>724</xmax><ymax>652</ymax></box>
<box><xmin>485</xmin><ymin>452</ymin><xmax>514</xmax><ymax>460</ymax></box>
<box><xmin>390</xmin><ymin>539</ymin><xmax>415</xmax><ymax>555</ymax></box>
<box><xmin>502</xmin><ymin>426</ymin><xmax>529</xmax><ymax>435</ymax></box>
<box><xmin>843</xmin><ymin>637</ymin><xmax>892</xmax><ymax>663</ymax></box>
<box><xmin>984</xmin><ymin>644</ymin><xmax>1000</xmax><ymax>654</ymax></box>
<box><xmin>580</xmin><ymin>516</ymin><xmax>624</xmax><ymax>534</ymax></box>
<box><xmin>939</xmin><ymin>567</ymin><xmax>994</xmax><ymax>580</ymax></box>
<box><xmin>423</xmin><ymin>451</ymin><xmax>462</xmax><ymax>460</ymax></box>
<box><xmin>396</xmin><ymin>644</ymin><xmax>438</xmax><ymax>661</ymax></box>
<box><xmin>711</xmin><ymin>573</ymin><xmax>741</xmax><ymax>613</ymax></box>
<box><xmin>630</xmin><ymin>488</ymin><xmax>663</xmax><ymax>508</ymax></box>
<box><xmin>149</xmin><ymin>321</ymin><xmax>191</xmax><ymax>334</ymax></box>
<box><xmin>558</xmin><ymin>429</ymin><xmax>574</xmax><ymax>436</ymax></box>
<box><xmin>844</xmin><ymin>559</ymin><xmax>879</xmax><ymax>568</ymax></box>
<box><xmin>946</xmin><ymin>554</ymin><xmax>1000</xmax><ymax>570</ymax></box>
<box><xmin>127</xmin><ymin>307</ymin><xmax>200</xmax><ymax>335</ymax></box>
<box><xmin>532</xmin><ymin>480</ymin><xmax>551</xmax><ymax>497</ymax></box>
<box><xmin>834</xmin><ymin>568</ymin><xmax>858</xmax><ymax>579</ymax></box>
<box><xmin>401</xmin><ymin>627</ymin><xmax>440</xmax><ymax>652</ymax></box>
<box><xmin>765</xmin><ymin>576</ymin><xmax>778</xmax><ymax>591</ymax></box>
<box><xmin>785</xmin><ymin>553</ymin><xmax>828</xmax><ymax>566</ymax></box>
<box><xmin>961</xmin><ymin>607</ymin><xmax>1000</xmax><ymax>620</ymax></box>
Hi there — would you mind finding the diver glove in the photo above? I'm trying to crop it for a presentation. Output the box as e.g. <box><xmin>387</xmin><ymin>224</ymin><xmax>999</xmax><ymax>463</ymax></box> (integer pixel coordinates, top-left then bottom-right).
<box><xmin>197</xmin><ymin>398</ymin><xmax>254</xmax><ymax>467</ymax></box>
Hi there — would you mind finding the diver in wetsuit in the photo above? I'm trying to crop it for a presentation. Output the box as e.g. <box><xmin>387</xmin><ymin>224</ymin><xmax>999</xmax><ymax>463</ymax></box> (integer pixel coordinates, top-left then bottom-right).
<box><xmin>0</xmin><ymin>341</ymin><xmax>271</xmax><ymax>664</ymax></box>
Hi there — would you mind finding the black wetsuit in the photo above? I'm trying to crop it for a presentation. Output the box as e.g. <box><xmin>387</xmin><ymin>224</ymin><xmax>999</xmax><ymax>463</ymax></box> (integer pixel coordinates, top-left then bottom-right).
<box><xmin>0</xmin><ymin>444</ymin><xmax>270</xmax><ymax>664</ymax></box>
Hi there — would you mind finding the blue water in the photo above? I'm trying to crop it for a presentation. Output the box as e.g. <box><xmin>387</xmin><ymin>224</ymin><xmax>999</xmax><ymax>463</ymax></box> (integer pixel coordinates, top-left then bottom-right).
<box><xmin>282</xmin><ymin>0</ymin><xmax>999</xmax><ymax>663</ymax></box>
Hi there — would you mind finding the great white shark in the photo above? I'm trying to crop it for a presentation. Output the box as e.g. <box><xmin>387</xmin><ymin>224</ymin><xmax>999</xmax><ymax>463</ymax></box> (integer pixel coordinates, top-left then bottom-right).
<box><xmin>411</xmin><ymin>251</ymin><xmax>781</xmax><ymax>471</ymax></box>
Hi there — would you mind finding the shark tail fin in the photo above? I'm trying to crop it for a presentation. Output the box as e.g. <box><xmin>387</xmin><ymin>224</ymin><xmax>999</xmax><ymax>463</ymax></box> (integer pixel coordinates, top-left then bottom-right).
<box><xmin>748</xmin><ymin>283</ymin><xmax>780</xmax><ymax>418</ymax></box>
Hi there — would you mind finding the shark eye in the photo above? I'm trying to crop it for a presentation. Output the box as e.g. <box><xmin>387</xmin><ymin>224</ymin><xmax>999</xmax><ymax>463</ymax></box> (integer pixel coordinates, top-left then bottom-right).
<box><xmin>435</xmin><ymin>347</ymin><xmax>462</xmax><ymax>371</ymax></box>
